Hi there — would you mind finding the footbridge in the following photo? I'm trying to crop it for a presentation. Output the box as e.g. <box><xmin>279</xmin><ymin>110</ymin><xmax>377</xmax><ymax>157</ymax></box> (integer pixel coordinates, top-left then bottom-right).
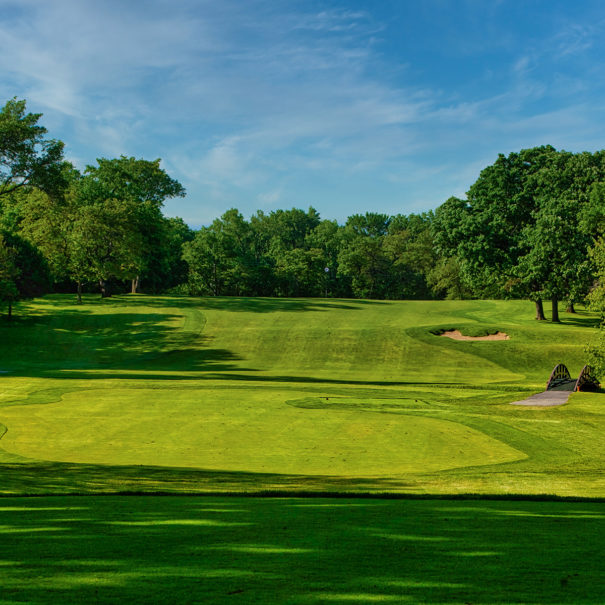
<box><xmin>511</xmin><ymin>364</ymin><xmax>599</xmax><ymax>407</ymax></box>
<box><xmin>546</xmin><ymin>363</ymin><xmax>599</xmax><ymax>393</ymax></box>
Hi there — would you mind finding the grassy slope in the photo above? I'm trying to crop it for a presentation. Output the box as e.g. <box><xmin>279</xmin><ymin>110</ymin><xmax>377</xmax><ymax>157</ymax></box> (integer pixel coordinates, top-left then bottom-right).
<box><xmin>1</xmin><ymin>496</ymin><xmax>604</xmax><ymax>604</ymax></box>
<box><xmin>0</xmin><ymin>294</ymin><xmax>603</xmax><ymax>495</ymax></box>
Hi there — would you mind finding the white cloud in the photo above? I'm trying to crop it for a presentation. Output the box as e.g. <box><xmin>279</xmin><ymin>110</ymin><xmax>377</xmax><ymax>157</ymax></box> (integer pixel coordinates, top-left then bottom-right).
<box><xmin>2</xmin><ymin>0</ymin><xmax>605</xmax><ymax>225</ymax></box>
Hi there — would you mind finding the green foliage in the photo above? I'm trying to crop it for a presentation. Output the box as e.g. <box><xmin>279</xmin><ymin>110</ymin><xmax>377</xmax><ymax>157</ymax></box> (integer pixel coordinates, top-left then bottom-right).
<box><xmin>182</xmin><ymin>209</ymin><xmax>257</xmax><ymax>296</ymax></box>
<box><xmin>80</xmin><ymin>156</ymin><xmax>185</xmax><ymax>207</ymax></box>
<box><xmin>586</xmin><ymin>329</ymin><xmax>605</xmax><ymax>379</ymax></box>
<box><xmin>181</xmin><ymin>207</ymin><xmax>437</xmax><ymax>300</ymax></box>
<box><xmin>0</xmin><ymin>98</ymin><xmax>65</xmax><ymax>198</ymax></box>
<box><xmin>586</xmin><ymin>238</ymin><xmax>605</xmax><ymax>377</ymax></box>
<box><xmin>0</xmin><ymin>233</ymin><xmax>19</xmax><ymax>310</ymax></box>
<box><xmin>0</xmin><ymin>99</ymin><xmax>190</xmax><ymax>300</ymax></box>
<box><xmin>6</xmin><ymin>182</ymin><xmax>74</xmax><ymax>282</ymax></box>
<box><xmin>337</xmin><ymin>236</ymin><xmax>390</xmax><ymax>298</ymax></box>
<box><xmin>67</xmin><ymin>198</ymin><xmax>144</xmax><ymax>295</ymax></box>
<box><xmin>344</xmin><ymin>212</ymin><xmax>391</xmax><ymax>237</ymax></box>
<box><xmin>274</xmin><ymin>247</ymin><xmax>326</xmax><ymax>297</ymax></box>
<box><xmin>3</xmin><ymin>96</ymin><xmax>605</xmax><ymax>311</ymax></box>
<box><xmin>426</xmin><ymin>256</ymin><xmax>473</xmax><ymax>299</ymax></box>
<box><xmin>436</xmin><ymin>147</ymin><xmax>605</xmax><ymax>314</ymax></box>
<box><xmin>77</xmin><ymin>156</ymin><xmax>186</xmax><ymax>294</ymax></box>
<box><xmin>587</xmin><ymin>238</ymin><xmax>605</xmax><ymax>316</ymax></box>
<box><xmin>0</xmin><ymin>230</ymin><xmax>50</xmax><ymax>316</ymax></box>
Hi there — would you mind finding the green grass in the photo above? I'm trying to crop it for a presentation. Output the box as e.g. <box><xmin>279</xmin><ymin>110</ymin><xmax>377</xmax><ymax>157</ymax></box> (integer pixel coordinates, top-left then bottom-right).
<box><xmin>1</xmin><ymin>295</ymin><xmax>604</xmax><ymax>603</ymax></box>
<box><xmin>0</xmin><ymin>496</ymin><xmax>604</xmax><ymax>604</ymax></box>
<box><xmin>0</xmin><ymin>294</ymin><xmax>603</xmax><ymax>496</ymax></box>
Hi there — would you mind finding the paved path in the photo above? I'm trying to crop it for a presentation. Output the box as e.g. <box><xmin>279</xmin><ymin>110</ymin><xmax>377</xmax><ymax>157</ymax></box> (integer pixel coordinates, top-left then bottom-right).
<box><xmin>510</xmin><ymin>390</ymin><xmax>572</xmax><ymax>407</ymax></box>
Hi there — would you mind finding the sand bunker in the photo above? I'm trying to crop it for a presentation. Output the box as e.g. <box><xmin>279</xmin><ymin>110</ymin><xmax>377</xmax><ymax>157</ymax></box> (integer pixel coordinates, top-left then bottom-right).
<box><xmin>440</xmin><ymin>330</ymin><xmax>509</xmax><ymax>341</ymax></box>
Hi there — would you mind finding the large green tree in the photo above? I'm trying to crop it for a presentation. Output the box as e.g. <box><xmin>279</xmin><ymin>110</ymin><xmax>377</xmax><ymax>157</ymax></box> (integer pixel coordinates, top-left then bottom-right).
<box><xmin>67</xmin><ymin>198</ymin><xmax>143</xmax><ymax>299</ymax></box>
<box><xmin>304</xmin><ymin>219</ymin><xmax>342</xmax><ymax>297</ymax></box>
<box><xmin>585</xmin><ymin>238</ymin><xmax>605</xmax><ymax>377</ymax></box>
<box><xmin>0</xmin><ymin>230</ymin><xmax>50</xmax><ymax>318</ymax></box>
<box><xmin>182</xmin><ymin>209</ymin><xmax>257</xmax><ymax>296</ymax></box>
<box><xmin>0</xmin><ymin>98</ymin><xmax>65</xmax><ymax>199</ymax></box>
<box><xmin>5</xmin><ymin>164</ymin><xmax>80</xmax><ymax>285</ymax></box>
<box><xmin>434</xmin><ymin>146</ymin><xmax>604</xmax><ymax>319</ymax></box>
<box><xmin>79</xmin><ymin>156</ymin><xmax>185</xmax><ymax>293</ymax></box>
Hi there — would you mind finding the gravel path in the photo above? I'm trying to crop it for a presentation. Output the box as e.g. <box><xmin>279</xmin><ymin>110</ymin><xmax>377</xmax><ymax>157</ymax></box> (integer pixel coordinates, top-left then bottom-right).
<box><xmin>510</xmin><ymin>390</ymin><xmax>572</xmax><ymax>407</ymax></box>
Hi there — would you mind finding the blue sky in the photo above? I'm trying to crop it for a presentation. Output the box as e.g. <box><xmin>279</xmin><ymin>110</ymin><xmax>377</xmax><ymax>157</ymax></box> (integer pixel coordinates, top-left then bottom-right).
<box><xmin>2</xmin><ymin>0</ymin><xmax>605</xmax><ymax>227</ymax></box>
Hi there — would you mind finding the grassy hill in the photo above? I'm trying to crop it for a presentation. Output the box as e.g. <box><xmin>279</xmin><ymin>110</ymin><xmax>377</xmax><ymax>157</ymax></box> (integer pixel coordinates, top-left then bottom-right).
<box><xmin>0</xmin><ymin>294</ymin><xmax>603</xmax><ymax>496</ymax></box>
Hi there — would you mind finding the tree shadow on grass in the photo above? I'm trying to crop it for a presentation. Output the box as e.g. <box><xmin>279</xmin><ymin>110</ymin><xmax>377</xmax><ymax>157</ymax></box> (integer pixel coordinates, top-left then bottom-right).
<box><xmin>0</xmin><ymin>306</ymin><xmax>252</xmax><ymax>376</ymax></box>
<box><xmin>33</xmin><ymin>293</ymin><xmax>389</xmax><ymax>313</ymax></box>
<box><xmin>0</xmin><ymin>295</ymin><xmax>391</xmax><ymax>379</ymax></box>
<box><xmin>0</xmin><ymin>461</ymin><xmax>416</xmax><ymax>495</ymax></box>
<box><xmin>130</xmin><ymin>294</ymin><xmax>390</xmax><ymax>313</ymax></box>
<box><xmin>0</xmin><ymin>492</ymin><xmax>603</xmax><ymax>604</ymax></box>
<box><xmin>21</xmin><ymin>369</ymin><xmax>457</xmax><ymax>388</ymax></box>
<box><xmin>559</xmin><ymin>314</ymin><xmax>601</xmax><ymax>328</ymax></box>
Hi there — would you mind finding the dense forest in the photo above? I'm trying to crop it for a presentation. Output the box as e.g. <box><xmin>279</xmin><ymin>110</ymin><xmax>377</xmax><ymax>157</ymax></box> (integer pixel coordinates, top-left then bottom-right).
<box><xmin>1</xmin><ymin>97</ymin><xmax>605</xmax><ymax>326</ymax></box>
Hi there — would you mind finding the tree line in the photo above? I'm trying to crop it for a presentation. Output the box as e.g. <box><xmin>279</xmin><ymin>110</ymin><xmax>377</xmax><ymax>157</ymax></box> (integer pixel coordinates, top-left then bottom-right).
<box><xmin>1</xmin><ymin>98</ymin><xmax>605</xmax><ymax>325</ymax></box>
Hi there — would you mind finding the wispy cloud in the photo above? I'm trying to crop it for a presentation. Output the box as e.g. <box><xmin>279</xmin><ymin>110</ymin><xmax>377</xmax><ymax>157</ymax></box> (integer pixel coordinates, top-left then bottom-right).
<box><xmin>1</xmin><ymin>0</ymin><xmax>605</xmax><ymax>223</ymax></box>
<box><xmin>554</xmin><ymin>23</ymin><xmax>597</xmax><ymax>57</ymax></box>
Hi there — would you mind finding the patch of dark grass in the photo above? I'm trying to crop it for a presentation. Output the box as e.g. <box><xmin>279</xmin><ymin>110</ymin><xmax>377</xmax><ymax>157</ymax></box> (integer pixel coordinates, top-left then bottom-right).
<box><xmin>0</xmin><ymin>496</ymin><xmax>604</xmax><ymax>604</ymax></box>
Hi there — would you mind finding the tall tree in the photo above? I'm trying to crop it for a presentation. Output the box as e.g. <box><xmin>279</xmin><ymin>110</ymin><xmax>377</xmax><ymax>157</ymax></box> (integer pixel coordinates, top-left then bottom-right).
<box><xmin>274</xmin><ymin>248</ymin><xmax>326</xmax><ymax>297</ymax></box>
<box><xmin>7</xmin><ymin>178</ymin><xmax>74</xmax><ymax>285</ymax></box>
<box><xmin>305</xmin><ymin>219</ymin><xmax>343</xmax><ymax>297</ymax></box>
<box><xmin>67</xmin><ymin>198</ymin><xmax>143</xmax><ymax>299</ymax></box>
<box><xmin>338</xmin><ymin>236</ymin><xmax>390</xmax><ymax>299</ymax></box>
<box><xmin>79</xmin><ymin>156</ymin><xmax>185</xmax><ymax>293</ymax></box>
<box><xmin>0</xmin><ymin>230</ymin><xmax>50</xmax><ymax>318</ymax></box>
<box><xmin>182</xmin><ymin>209</ymin><xmax>256</xmax><ymax>296</ymax></box>
<box><xmin>434</xmin><ymin>146</ymin><xmax>602</xmax><ymax>319</ymax></box>
<box><xmin>0</xmin><ymin>98</ymin><xmax>65</xmax><ymax>199</ymax></box>
<box><xmin>586</xmin><ymin>238</ymin><xmax>605</xmax><ymax>378</ymax></box>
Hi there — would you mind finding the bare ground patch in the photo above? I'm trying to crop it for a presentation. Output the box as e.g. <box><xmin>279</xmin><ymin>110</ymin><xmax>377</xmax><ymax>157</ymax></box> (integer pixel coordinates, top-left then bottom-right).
<box><xmin>441</xmin><ymin>329</ymin><xmax>510</xmax><ymax>341</ymax></box>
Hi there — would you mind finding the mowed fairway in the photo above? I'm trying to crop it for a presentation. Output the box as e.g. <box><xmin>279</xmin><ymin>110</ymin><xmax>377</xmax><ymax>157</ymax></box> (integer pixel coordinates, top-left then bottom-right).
<box><xmin>0</xmin><ymin>294</ymin><xmax>603</xmax><ymax>495</ymax></box>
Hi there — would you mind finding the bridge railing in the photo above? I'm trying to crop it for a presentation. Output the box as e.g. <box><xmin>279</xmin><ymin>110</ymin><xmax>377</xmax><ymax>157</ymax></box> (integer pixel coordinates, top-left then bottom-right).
<box><xmin>575</xmin><ymin>365</ymin><xmax>600</xmax><ymax>392</ymax></box>
<box><xmin>546</xmin><ymin>363</ymin><xmax>572</xmax><ymax>390</ymax></box>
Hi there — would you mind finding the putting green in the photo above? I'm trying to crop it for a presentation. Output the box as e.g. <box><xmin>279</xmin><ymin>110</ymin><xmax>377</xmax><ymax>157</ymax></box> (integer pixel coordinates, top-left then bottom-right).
<box><xmin>0</xmin><ymin>388</ymin><xmax>524</xmax><ymax>474</ymax></box>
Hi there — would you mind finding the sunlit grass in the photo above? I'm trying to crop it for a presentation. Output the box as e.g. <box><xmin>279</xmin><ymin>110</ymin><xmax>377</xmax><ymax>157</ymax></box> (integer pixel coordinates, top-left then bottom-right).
<box><xmin>0</xmin><ymin>294</ymin><xmax>603</xmax><ymax>496</ymax></box>
<box><xmin>1</xmin><ymin>296</ymin><xmax>604</xmax><ymax>603</ymax></box>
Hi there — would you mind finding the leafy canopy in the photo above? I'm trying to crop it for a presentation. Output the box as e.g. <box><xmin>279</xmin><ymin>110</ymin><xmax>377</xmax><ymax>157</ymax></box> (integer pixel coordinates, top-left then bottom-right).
<box><xmin>0</xmin><ymin>98</ymin><xmax>65</xmax><ymax>198</ymax></box>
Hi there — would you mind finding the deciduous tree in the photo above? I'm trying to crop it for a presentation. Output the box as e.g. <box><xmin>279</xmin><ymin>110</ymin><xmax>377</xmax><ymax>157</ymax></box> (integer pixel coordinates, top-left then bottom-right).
<box><xmin>0</xmin><ymin>98</ymin><xmax>65</xmax><ymax>199</ymax></box>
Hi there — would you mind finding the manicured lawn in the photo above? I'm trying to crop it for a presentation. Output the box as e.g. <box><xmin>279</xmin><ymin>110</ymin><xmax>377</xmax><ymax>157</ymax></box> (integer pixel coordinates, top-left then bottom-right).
<box><xmin>0</xmin><ymin>294</ymin><xmax>603</xmax><ymax>496</ymax></box>
<box><xmin>1</xmin><ymin>295</ymin><xmax>604</xmax><ymax>603</ymax></box>
<box><xmin>1</xmin><ymin>496</ymin><xmax>604</xmax><ymax>604</ymax></box>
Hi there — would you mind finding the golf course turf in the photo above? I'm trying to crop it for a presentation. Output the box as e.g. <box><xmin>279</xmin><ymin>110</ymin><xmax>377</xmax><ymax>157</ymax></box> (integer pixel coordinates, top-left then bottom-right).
<box><xmin>1</xmin><ymin>294</ymin><xmax>604</xmax><ymax>603</ymax></box>
<box><xmin>1</xmin><ymin>496</ymin><xmax>604</xmax><ymax>604</ymax></box>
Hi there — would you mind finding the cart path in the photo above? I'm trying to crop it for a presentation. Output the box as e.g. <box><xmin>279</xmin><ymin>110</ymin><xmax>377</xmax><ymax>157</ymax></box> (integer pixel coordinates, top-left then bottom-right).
<box><xmin>510</xmin><ymin>390</ymin><xmax>572</xmax><ymax>407</ymax></box>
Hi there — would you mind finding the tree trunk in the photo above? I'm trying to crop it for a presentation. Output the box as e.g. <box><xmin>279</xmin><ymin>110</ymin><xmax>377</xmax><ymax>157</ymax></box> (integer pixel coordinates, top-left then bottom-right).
<box><xmin>76</xmin><ymin>281</ymin><xmax>82</xmax><ymax>304</ymax></box>
<box><xmin>7</xmin><ymin>300</ymin><xmax>12</xmax><ymax>320</ymax></box>
<box><xmin>566</xmin><ymin>301</ymin><xmax>576</xmax><ymax>313</ymax></box>
<box><xmin>99</xmin><ymin>279</ymin><xmax>111</xmax><ymax>298</ymax></box>
<box><xmin>131</xmin><ymin>276</ymin><xmax>139</xmax><ymax>294</ymax></box>
<box><xmin>535</xmin><ymin>299</ymin><xmax>545</xmax><ymax>321</ymax></box>
<box><xmin>551</xmin><ymin>296</ymin><xmax>560</xmax><ymax>323</ymax></box>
